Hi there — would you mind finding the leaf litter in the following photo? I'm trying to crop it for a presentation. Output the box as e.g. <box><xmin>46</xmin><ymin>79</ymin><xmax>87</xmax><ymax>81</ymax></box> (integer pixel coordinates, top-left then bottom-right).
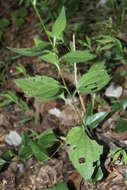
<box><xmin>1</xmin><ymin>1</ymin><xmax>127</xmax><ymax>190</ymax></box>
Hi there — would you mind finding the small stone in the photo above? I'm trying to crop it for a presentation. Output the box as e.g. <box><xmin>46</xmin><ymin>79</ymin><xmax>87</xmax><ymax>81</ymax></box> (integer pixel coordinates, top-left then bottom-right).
<box><xmin>5</xmin><ymin>131</ymin><xmax>22</xmax><ymax>146</ymax></box>
<box><xmin>65</xmin><ymin>96</ymin><xmax>78</xmax><ymax>106</ymax></box>
<box><xmin>48</xmin><ymin>108</ymin><xmax>62</xmax><ymax>118</ymax></box>
<box><xmin>97</xmin><ymin>0</ymin><xmax>107</xmax><ymax>7</ymax></box>
<box><xmin>105</xmin><ymin>82</ymin><xmax>123</xmax><ymax>98</ymax></box>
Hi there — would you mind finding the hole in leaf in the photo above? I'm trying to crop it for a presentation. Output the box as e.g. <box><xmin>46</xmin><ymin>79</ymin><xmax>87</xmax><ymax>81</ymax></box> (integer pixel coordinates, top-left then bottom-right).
<box><xmin>78</xmin><ymin>157</ymin><xmax>85</xmax><ymax>164</ymax></box>
<box><xmin>67</xmin><ymin>180</ymin><xmax>76</xmax><ymax>190</ymax></box>
<box><xmin>72</xmin><ymin>145</ymin><xmax>77</xmax><ymax>151</ymax></box>
<box><xmin>47</xmin><ymin>141</ymin><xmax>60</xmax><ymax>158</ymax></box>
<box><xmin>66</xmin><ymin>144</ymin><xmax>70</xmax><ymax>148</ymax></box>
<box><xmin>92</xmin><ymin>86</ymin><xmax>98</xmax><ymax>91</ymax></box>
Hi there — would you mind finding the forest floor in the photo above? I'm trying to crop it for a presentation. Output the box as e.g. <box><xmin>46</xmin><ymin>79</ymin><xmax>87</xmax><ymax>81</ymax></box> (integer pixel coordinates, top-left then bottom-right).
<box><xmin>0</xmin><ymin>1</ymin><xmax>127</xmax><ymax>190</ymax></box>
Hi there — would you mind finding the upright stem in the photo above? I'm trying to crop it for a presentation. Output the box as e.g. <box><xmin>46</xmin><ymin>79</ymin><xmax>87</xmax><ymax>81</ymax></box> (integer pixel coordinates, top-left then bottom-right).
<box><xmin>31</xmin><ymin>1</ymin><xmax>83</xmax><ymax>121</ymax></box>
<box><xmin>59</xmin><ymin>69</ymin><xmax>83</xmax><ymax>121</ymax></box>
<box><xmin>31</xmin><ymin>0</ymin><xmax>54</xmax><ymax>50</ymax></box>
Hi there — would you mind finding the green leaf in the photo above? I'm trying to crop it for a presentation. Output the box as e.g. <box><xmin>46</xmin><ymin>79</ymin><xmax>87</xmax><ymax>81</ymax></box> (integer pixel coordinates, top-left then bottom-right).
<box><xmin>15</xmin><ymin>75</ymin><xmax>63</xmax><ymax>101</ymax></box>
<box><xmin>122</xmin><ymin>150</ymin><xmax>127</xmax><ymax>165</ymax></box>
<box><xmin>0</xmin><ymin>158</ymin><xmax>6</xmax><ymax>169</ymax></box>
<box><xmin>125</xmin><ymin>172</ymin><xmax>127</xmax><ymax>181</ymax></box>
<box><xmin>22</xmin><ymin>132</ymin><xmax>30</xmax><ymax>145</ymax></box>
<box><xmin>77</xmin><ymin>62</ymin><xmax>110</xmax><ymax>94</ymax></box>
<box><xmin>30</xmin><ymin>140</ymin><xmax>49</xmax><ymax>161</ymax></box>
<box><xmin>0</xmin><ymin>149</ymin><xmax>13</xmax><ymax>170</ymax></box>
<box><xmin>2</xmin><ymin>91</ymin><xmax>19</xmax><ymax>104</ymax></box>
<box><xmin>100</xmin><ymin>44</ymin><xmax>114</xmax><ymax>51</ymax></box>
<box><xmin>111</xmin><ymin>101</ymin><xmax>121</xmax><ymax>111</ymax></box>
<box><xmin>16</xmin><ymin>63</ymin><xmax>27</xmax><ymax>76</ymax></box>
<box><xmin>120</xmin><ymin>98</ymin><xmax>127</xmax><ymax>111</ymax></box>
<box><xmin>8</xmin><ymin>43</ymin><xmax>49</xmax><ymax>56</ymax></box>
<box><xmin>1</xmin><ymin>149</ymin><xmax>14</xmax><ymax>161</ymax></box>
<box><xmin>85</xmin><ymin>112</ymin><xmax>108</xmax><ymax>130</ymax></box>
<box><xmin>97</xmin><ymin>35</ymin><xmax>115</xmax><ymax>44</ymax></box>
<box><xmin>0</xmin><ymin>158</ymin><xmax>6</xmax><ymax>165</ymax></box>
<box><xmin>115</xmin><ymin>118</ymin><xmax>127</xmax><ymax>133</ymax></box>
<box><xmin>86</xmin><ymin>101</ymin><xmax>94</xmax><ymax>116</ymax></box>
<box><xmin>113</xmin><ymin>149</ymin><xmax>121</xmax><ymax>162</ymax></box>
<box><xmin>92</xmin><ymin>166</ymin><xmax>103</xmax><ymax>182</ymax></box>
<box><xmin>0</xmin><ymin>18</ymin><xmax>10</xmax><ymax>29</ymax></box>
<box><xmin>113</xmin><ymin>149</ymin><xmax>127</xmax><ymax>165</ymax></box>
<box><xmin>40</xmin><ymin>51</ymin><xmax>60</xmax><ymax>70</ymax></box>
<box><xmin>18</xmin><ymin>132</ymin><xmax>32</xmax><ymax>160</ymax></box>
<box><xmin>0</xmin><ymin>31</ymin><xmax>3</xmax><ymax>41</ymax></box>
<box><xmin>19</xmin><ymin>145</ymin><xmax>32</xmax><ymax>160</ymax></box>
<box><xmin>38</xmin><ymin>129</ymin><xmax>57</xmax><ymax>150</ymax></box>
<box><xmin>52</xmin><ymin>7</ymin><xmax>66</xmax><ymax>39</ymax></box>
<box><xmin>61</xmin><ymin>50</ymin><xmax>96</xmax><ymax>64</ymax></box>
<box><xmin>115</xmin><ymin>39</ymin><xmax>123</xmax><ymax>53</ymax></box>
<box><xmin>34</xmin><ymin>111</ymin><xmax>39</xmax><ymax>125</ymax></box>
<box><xmin>42</xmin><ymin>181</ymin><xmax>68</xmax><ymax>190</ymax></box>
<box><xmin>80</xmin><ymin>36</ymin><xmax>92</xmax><ymax>50</ymax></box>
<box><xmin>66</xmin><ymin>127</ymin><xmax>103</xmax><ymax>179</ymax></box>
<box><xmin>83</xmin><ymin>100</ymin><xmax>95</xmax><ymax>125</ymax></box>
<box><xmin>11</xmin><ymin>8</ymin><xmax>28</xmax><ymax>28</ymax></box>
<box><xmin>12</xmin><ymin>7</ymin><xmax>27</xmax><ymax>19</ymax></box>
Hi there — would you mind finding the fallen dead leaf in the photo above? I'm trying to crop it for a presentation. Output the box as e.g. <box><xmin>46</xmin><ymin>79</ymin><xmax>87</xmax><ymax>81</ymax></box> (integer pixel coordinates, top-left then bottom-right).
<box><xmin>112</xmin><ymin>131</ymin><xmax>127</xmax><ymax>141</ymax></box>
<box><xmin>68</xmin><ymin>171</ymin><xmax>82</xmax><ymax>190</ymax></box>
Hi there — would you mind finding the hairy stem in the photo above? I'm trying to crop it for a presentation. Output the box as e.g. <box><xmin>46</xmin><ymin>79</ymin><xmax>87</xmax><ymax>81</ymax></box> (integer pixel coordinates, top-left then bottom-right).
<box><xmin>31</xmin><ymin>1</ymin><xmax>83</xmax><ymax>121</ymax></box>
<box><xmin>31</xmin><ymin>0</ymin><xmax>54</xmax><ymax>50</ymax></box>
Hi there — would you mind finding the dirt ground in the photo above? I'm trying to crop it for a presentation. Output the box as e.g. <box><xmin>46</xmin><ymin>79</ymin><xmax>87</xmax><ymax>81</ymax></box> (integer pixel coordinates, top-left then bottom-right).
<box><xmin>1</xmin><ymin>1</ymin><xmax>127</xmax><ymax>190</ymax></box>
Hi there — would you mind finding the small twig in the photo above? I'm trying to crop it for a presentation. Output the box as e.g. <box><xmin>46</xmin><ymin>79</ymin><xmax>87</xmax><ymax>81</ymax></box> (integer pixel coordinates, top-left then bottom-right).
<box><xmin>79</xmin><ymin>178</ymin><xmax>84</xmax><ymax>190</ymax></box>
<box><xmin>73</xmin><ymin>34</ymin><xmax>85</xmax><ymax>113</ymax></box>
<box><xmin>79</xmin><ymin>95</ymin><xmax>86</xmax><ymax>112</ymax></box>
<box><xmin>60</xmin><ymin>136</ymin><xmax>66</xmax><ymax>141</ymax></box>
<box><xmin>73</xmin><ymin>34</ymin><xmax>77</xmax><ymax>86</ymax></box>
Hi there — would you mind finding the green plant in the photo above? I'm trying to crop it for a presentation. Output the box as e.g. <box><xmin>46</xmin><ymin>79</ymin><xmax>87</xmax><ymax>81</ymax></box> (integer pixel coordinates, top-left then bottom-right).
<box><xmin>0</xmin><ymin>18</ymin><xmax>10</xmax><ymax>42</ymax></box>
<box><xmin>19</xmin><ymin>0</ymin><xmax>31</xmax><ymax>7</ymax></box>
<box><xmin>11</xmin><ymin>7</ymin><xmax>28</xmax><ymax>29</ymax></box>
<box><xmin>42</xmin><ymin>181</ymin><xmax>68</xmax><ymax>190</ymax></box>
<box><xmin>115</xmin><ymin>118</ymin><xmax>127</xmax><ymax>133</ymax></box>
<box><xmin>0</xmin><ymin>149</ymin><xmax>14</xmax><ymax>170</ymax></box>
<box><xmin>0</xmin><ymin>129</ymin><xmax>57</xmax><ymax>171</ymax></box>
<box><xmin>19</xmin><ymin>129</ymin><xmax>57</xmax><ymax>161</ymax></box>
<box><xmin>0</xmin><ymin>90</ymin><xmax>29</xmax><ymax>111</ymax></box>
<box><xmin>113</xmin><ymin>148</ymin><xmax>127</xmax><ymax>165</ymax></box>
<box><xmin>9</xmin><ymin>3</ymin><xmax>111</xmax><ymax>182</ymax></box>
<box><xmin>15</xmin><ymin>63</ymin><xmax>27</xmax><ymax>77</ymax></box>
<box><xmin>0</xmin><ymin>55</ymin><xmax>22</xmax><ymax>86</ymax></box>
<box><xmin>0</xmin><ymin>60</ymin><xmax>9</xmax><ymax>85</ymax></box>
<box><xmin>107</xmin><ymin>0</ymin><xmax>127</xmax><ymax>31</ymax></box>
<box><xmin>80</xmin><ymin>34</ymin><xmax>127</xmax><ymax>76</ymax></box>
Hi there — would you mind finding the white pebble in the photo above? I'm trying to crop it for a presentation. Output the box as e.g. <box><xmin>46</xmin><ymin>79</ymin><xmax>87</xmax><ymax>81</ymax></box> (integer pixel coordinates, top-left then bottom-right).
<box><xmin>97</xmin><ymin>0</ymin><xmax>107</xmax><ymax>7</ymax></box>
<box><xmin>48</xmin><ymin>107</ymin><xmax>62</xmax><ymax>118</ymax></box>
<box><xmin>65</xmin><ymin>96</ymin><xmax>78</xmax><ymax>106</ymax></box>
<box><xmin>5</xmin><ymin>131</ymin><xmax>22</xmax><ymax>146</ymax></box>
<box><xmin>105</xmin><ymin>82</ymin><xmax>123</xmax><ymax>98</ymax></box>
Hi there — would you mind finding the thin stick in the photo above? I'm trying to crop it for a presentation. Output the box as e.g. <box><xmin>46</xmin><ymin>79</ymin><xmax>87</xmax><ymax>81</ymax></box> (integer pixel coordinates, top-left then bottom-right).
<box><xmin>73</xmin><ymin>34</ymin><xmax>86</xmax><ymax>112</ymax></box>
<box><xmin>73</xmin><ymin>34</ymin><xmax>77</xmax><ymax>86</ymax></box>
